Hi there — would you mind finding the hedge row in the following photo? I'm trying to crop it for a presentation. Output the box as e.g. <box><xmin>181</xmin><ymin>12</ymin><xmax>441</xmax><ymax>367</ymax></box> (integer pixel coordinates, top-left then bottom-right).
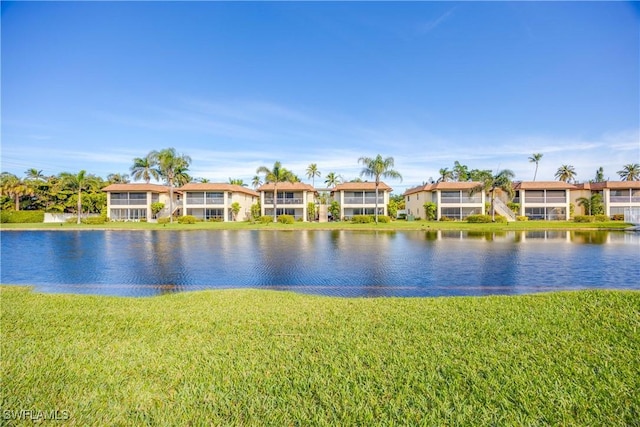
<box><xmin>0</xmin><ymin>210</ymin><xmax>45</xmax><ymax>223</ymax></box>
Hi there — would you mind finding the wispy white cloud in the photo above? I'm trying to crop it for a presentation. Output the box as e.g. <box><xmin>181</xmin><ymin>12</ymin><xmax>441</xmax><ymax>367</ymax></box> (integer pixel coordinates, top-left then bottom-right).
<box><xmin>417</xmin><ymin>7</ymin><xmax>458</xmax><ymax>34</ymax></box>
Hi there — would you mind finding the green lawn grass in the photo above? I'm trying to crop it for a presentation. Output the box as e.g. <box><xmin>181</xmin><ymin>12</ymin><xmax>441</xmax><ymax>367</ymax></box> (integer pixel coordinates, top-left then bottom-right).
<box><xmin>0</xmin><ymin>219</ymin><xmax>633</xmax><ymax>231</ymax></box>
<box><xmin>2</xmin><ymin>287</ymin><xmax>638</xmax><ymax>425</ymax></box>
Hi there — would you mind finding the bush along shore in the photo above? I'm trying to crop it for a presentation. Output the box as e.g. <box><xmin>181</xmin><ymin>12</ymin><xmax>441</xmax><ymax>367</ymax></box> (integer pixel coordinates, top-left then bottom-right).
<box><xmin>0</xmin><ymin>216</ymin><xmax>634</xmax><ymax>231</ymax></box>
<box><xmin>1</xmin><ymin>286</ymin><xmax>639</xmax><ymax>425</ymax></box>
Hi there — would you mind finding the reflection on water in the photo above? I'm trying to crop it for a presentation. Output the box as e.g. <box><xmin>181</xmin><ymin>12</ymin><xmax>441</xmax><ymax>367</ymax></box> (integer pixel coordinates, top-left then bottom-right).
<box><xmin>1</xmin><ymin>230</ymin><xmax>639</xmax><ymax>297</ymax></box>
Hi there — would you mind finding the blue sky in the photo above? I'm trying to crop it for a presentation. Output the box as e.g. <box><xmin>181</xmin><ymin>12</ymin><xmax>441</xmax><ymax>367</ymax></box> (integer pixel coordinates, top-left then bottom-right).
<box><xmin>2</xmin><ymin>1</ymin><xmax>638</xmax><ymax>193</ymax></box>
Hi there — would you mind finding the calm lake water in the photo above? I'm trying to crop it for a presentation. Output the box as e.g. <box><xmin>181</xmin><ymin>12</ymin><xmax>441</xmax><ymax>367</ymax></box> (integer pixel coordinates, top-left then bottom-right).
<box><xmin>1</xmin><ymin>230</ymin><xmax>639</xmax><ymax>297</ymax></box>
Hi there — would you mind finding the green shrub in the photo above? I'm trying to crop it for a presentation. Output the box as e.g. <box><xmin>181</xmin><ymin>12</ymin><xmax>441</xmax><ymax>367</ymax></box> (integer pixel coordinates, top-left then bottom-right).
<box><xmin>277</xmin><ymin>214</ymin><xmax>295</xmax><ymax>224</ymax></box>
<box><xmin>259</xmin><ymin>215</ymin><xmax>274</xmax><ymax>224</ymax></box>
<box><xmin>65</xmin><ymin>217</ymin><xmax>78</xmax><ymax>224</ymax></box>
<box><xmin>151</xmin><ymin>202</ymin><xmax>165</xmax><ymax>217</ymax></box>
<box><xmin>177</xmin><ymin>215</ymin><xmax>198</xmax><ymax>224</ymax></box>
<box><xmin>594</xmin><ymin>214</ymin><xmax>609</xmax><ymax>222</ymax></box>
<box><xmin>494</xmin><ymin>215</ymin><xmax>507</xmax><ymax>223</ymax></box>
<box><xmin>157</xmin><ymin>217</ymin><xmax>171</xmax><ymax>224</ymax></box>
<box><xmin>507</xmin><ymin>202</ymin><xmax>520</xmax><ymax>213</ymax></box>
<box><xmin>208</xmin><ymin>218</ymin><xmax>224</xmax><ymax>222</ymax></box>
<box><xmin>139</xmin><ymin>218</ymin><xmax>147</xmax><ymax>223</ymax></box>
<box><xmin>466</xmin><ymin>214</ymin><xmax>493</xmax><ymax>223</ymax></box>
<box><xmin>516</xmin><ymin>216</ymin><xmax>529</xmax><ymax>222</ymax></box>
<box><xmin>251</xmin><ymin>203</ymin><xmax>261</xmax><ymax>221</ymax></box>
<box><xmin>296</xmin><ymin>216</ymin><xmax>304</xmax><ymax>222</ymax></box>
<box><xmin>439</xmin><ymin>216</ymin><xmax>455</xmax><ymax>222</ymax></box>
<box><xmin>377</xmin><ymin>215</ymin><xmax>391</xmax><ymax>223</ymax></box>
<box><xmin>423</xmin><ymin>202</ymin><xmax>437</xmax><ymax>221</ymax></box>
<box><xmin>574</xmin><ymin>215</ymin><xmax>595</xmax><ymax>223</ymax></box>
<box><xmin>351</xmin><ymin>215</ymin><xmax>373</xmax><ymax>224</ymax></box>
<box><xmin>81</xmin><ymin>216</ymin><xmax>107</xmax><ymax>225</ymax></box>
<box><xmin>0</xmin><ymin>210</ymin><xmax>45</xmax><ymax>223</ymax></box>
<box><xmin>611</xmin><ymin>214</ymin><xmax>625</xmax><ymax>221</ymax></box>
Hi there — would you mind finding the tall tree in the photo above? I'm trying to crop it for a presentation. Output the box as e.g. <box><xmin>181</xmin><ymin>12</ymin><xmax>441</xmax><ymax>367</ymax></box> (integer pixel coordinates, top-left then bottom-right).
<box><xmin>471</xmin><ymin>169</ymin><xmax>515</xmax><ymax>221</ymax></box>
<box><xmin>152</xmin><ymin>148</ymin><xmax>192</xmax><ymax>223</ymax></box>
<box><xmin>617</xmin><ymin>163</ymin><xmax>640</xmax><ymax>181</ymax></box>
<box><xmin>358</xmin><ymin>154</ymin><xmax>403</xmax><ymax>223</ymax></box>
<box><xmin>469</xmin><ymin>169</ymin><xmax>493</xmax><ymax>183</ymax></box>
<box><xmin>324</xmin><ymin>172</ymin><xmax>341</xmax><ymax>187</ymax></box>
<box><xmin>555</xmin><ymin>165</ymin><xmax>577</xmax><ymax>183</ymax></box>
<box><xmin>0</xmin><ymin>173</ymin><xmax>31</xmax><ymax>211</ymax></box>
<box><xmin>256</xmin><ymin>161</ymin><xmax>297</xmax><ymax>222</ymax></box>
<box><xmin>306</xmin><ymin>163</ymin><xmax>321</xmax><ymax>188</ymax></box>
<box><xmin>25</xmin><ymin>169</ymin><xmax>45</xmax><ymax>181</ymax></box>
<box><xmin>252</xmin><ymin>175</ymin><xmax>263</xmax><ymax>189</ymax></box>
<box><xmin>437</xmin><ymin>168</ymin><xmax>453</xmax><ymax>183</ymax></box>
<box><xmin>228</xmin><ymin>178</ymin><xmax>247</xmax><ymax>186</ymax></box>
<box><xmin>452</xmin><ymin>161</ymin><xmax>469</xmax><ymax>182</ymax></box>
<box><xmin>59</xmin><ymin>170</ymin><xmax>99</xmax><ymax>224</ymax></box>
<box><xmin>593</xmin><ymin>167</ymin><xmax>605</xmax><ymax>183</ymax></box>
<box><xmin>528</xmin><ymin>153</ymin><xmax>543</xmax><ymax>181</ymax></box>
<box><xmin>107</xmin><ymin>173</ymin><xmax>130</xmax><ymax>184</ymax></box>
<box><xmin>130</xmin><ymin>153</ymin><xmax>160</xmax><ymax>183</ymax></box>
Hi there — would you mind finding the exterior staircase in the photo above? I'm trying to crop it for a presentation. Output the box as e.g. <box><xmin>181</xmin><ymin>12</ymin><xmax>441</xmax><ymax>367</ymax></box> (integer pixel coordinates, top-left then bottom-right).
<box><xmin>492</xmin><ymin>197</ymin><xmax>517</xmax><ymax>222</ymax></box>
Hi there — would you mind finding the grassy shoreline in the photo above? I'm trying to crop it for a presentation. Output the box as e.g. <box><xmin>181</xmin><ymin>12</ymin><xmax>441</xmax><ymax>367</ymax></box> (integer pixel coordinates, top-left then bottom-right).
<box><xmin>0</xmin><ymin>219</ymin><xmax>634</xmax><ymax>231</ymax></box>
<box><xmin>2</xmin><ymin>286</ymin><xmax>639</xmax><ymax>425</ymax></box>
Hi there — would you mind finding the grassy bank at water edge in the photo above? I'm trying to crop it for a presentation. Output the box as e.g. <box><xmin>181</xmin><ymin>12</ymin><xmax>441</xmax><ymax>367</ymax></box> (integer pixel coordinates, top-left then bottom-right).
<box><xmin>1</xmin><ymin>287</ymin><xmax>639</xmax><ymax>425</ymax></box>
<box><xmin>0</xmin><ymin>219</ymin><xmax>633</xmax><ymax>231</ymax></box>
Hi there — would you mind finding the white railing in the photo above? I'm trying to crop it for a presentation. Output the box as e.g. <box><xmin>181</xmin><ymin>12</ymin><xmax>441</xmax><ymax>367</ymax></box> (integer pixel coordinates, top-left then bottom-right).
<box><xmin>625</xmin><ymin>208</ymin><xmax>640</xmax><ymax>225</ymax></box>
<box><xmin>344</xmin><ymin>197</ymin><xmax>384</xmax><ymax>204</ymax></box>
<box><xmin>185</xmin><ymin>197</ymin><xmax>224</xmax><ymax>205</ymax></box>
<box><xmin>110</xmin><ymin>199</ymin><xmax>147</xmax><ymax>205</ymax></box>
<box><xmin>492</xmin><ymin>198</ymin><xmax>517</xmax><ymax>222</ymax></box>
<box><xmin>265</xmin><ymin>198</ymin><xmax>304</xmax><ymax>205</ymax></box>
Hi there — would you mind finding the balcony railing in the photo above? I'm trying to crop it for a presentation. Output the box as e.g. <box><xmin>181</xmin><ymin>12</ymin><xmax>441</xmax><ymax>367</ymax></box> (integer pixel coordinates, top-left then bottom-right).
<box><xmin>344</xmin><ymin>197</ymin><xmax>384</xmax><ymax>204</ymax></box>
<box><xmin>264</xmin><ymin>198</ymin><xmax>303</xmax><ymax>205</ymax></box>
<box><xmin>185</xmin><ymin>197</ymin><xmax>224</xmax><ymax>205</ymax></box>
<box><xmin>524</xmin><ymin>197</ymin><xmax>566</xmax><ymax>203</ymax></box>
<box><xmin>440</xmin><ymin>196</ymin><xmax>482</xmax><ymax>204</ymax></box>
<box><xmin>110</xmin><ymin>199</ymin><xmax>147</xmax><ymax>205</ymax></box>
<box><xmin>611</xmin><ymin>196</ymin><xmax>640</xmax><ymax>203</ymax></box>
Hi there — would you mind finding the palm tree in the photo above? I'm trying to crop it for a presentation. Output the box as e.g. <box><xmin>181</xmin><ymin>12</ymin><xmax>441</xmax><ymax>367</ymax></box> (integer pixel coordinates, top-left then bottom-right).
<box><xmin>152</xmin><ymin>148</ymin><xmax>192</xmax><ymax>223</ymax></box>
<box><xmin>452</xmin><ymin>161</ymin><xmax>469</xmax><ymax>182</ymax></box>
<box><xmin>324</xmin><ymin>172</ymin><xmax>341</xmax><ymax>187</ymax></box>
<box><xmin>228</xmin><ymin>178</ymin><xmax>247</xmax><ymax>187</ymax></box>
<box><xmin>593</xmin><ymin>167</ymin><xmax>605</xmax><ymax>183</ymax></box>
<box><xmin>528</xmin><ymin>153</ymin><xmax>543</xmax><ymax>181</ymax></box>
<box><xmin>617</xmin><ymin>163</ymin><xmax>640</xmax><ymax>181</ymax></box>
<box><xmin>306</xmin><ymin>163</ymin><xmax>321</xmax><ymax>188</ymax></box>
<box><xmin>107</xmin><ymin>173</ymin><xmax>130</xmax><ymax>184</ymax></box>
<box><xmin>256</xmin><ymin>161</ymin><xmax>297</xmax><ymax>222</ymax></box>
<box><xmin>358</xmin><ymin>154</ymin><xmax>403</xmax><ymax>223</ymax></box>
<box><xmin>577</xmin><ymin>193</ymin><xmax>604</xmax><ymax>216</ymax></box>
<box><xmin>0</xmin><ymin>173</ymin><xmax>32</xmax><ymax>211</ymax></box>
<box><xmin>59</xmin><ymin>170</ymin><xmax>98</xmax><ymax>224</ymax></box>
<box><xmin>471</xmin><ymin>169</ymin><xmax>515</xmax><ymax>221</ymax></box>
<box><xmin>437</xmin><ymin>168</ymin><xmax>453</xmax><ymax>183</ymax></box>
<box><xmin>252</xmin><ymin>175</ymin><xmax>263</xmax><ymax>189</ymax></box>
<box><xmin>555</xmin><ymin>165</ymin><xmax>577</xmax><ymax>183</ymax></box>
<box><xmin>130</xmin><ymin>153</ymin><xmax>160</xmax><ymax>183</ymax></box>
<box><xmin>25</xmin><ymin>169</ymin><xmax>45</xmax><ymax>181</ymax></box>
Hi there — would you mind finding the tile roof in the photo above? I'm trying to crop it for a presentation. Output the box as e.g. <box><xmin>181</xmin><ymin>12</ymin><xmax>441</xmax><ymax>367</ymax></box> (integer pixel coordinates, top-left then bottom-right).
<box><xmin>601</xmin><ymin>180</ymin><xmax>640</xmax><ymax>189</ymax></box>
<box><xmin>332</xmin><ymin>181</ymin><xmax>393</xmax><ymax>192</ymax></box>
<box><xmin>102</xmin><ymin>183</ymin><xmax>170</xmax><ymax>192</ymax></box>
<box><xmin>513</xmin><ymin>181</ymin><xmax>577</xmax><ymax>190</ymax></box>
<box><xmin>257</xmin><ymin>182</ymin><xmax>317</xmax><ymax>192</ymax></box>
<box><xmin>402</xmin><ymin>181</ymin><xmax>482</xmax><ymax>195</ymax></box>
<box><xmin>180</xmin><ymin>183</ymin><xmax>259</xmax><ymax>197</ymax></box>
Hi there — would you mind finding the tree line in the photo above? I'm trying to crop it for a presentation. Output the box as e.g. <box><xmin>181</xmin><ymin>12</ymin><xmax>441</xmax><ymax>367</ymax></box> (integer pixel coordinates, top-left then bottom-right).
<box><xmin>1</xmin><ymin>147</ymin><xmax>638</xmax><ymax>218</ymax></box>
